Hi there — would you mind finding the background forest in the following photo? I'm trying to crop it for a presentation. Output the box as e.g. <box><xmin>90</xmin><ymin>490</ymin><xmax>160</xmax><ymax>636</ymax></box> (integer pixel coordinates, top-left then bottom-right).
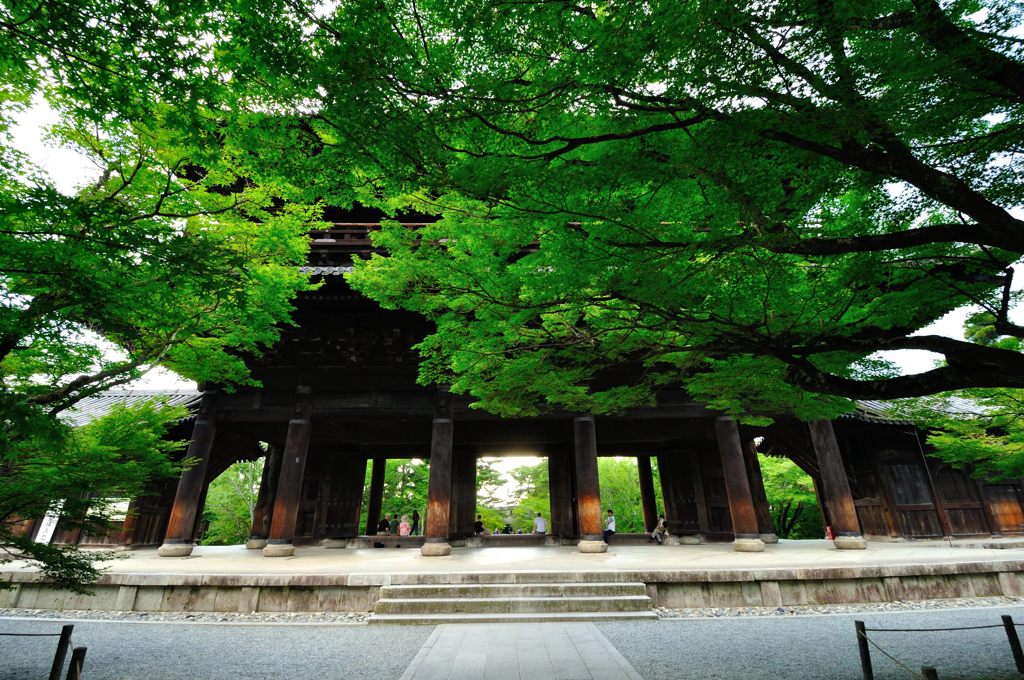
<box><xmin>201</xmin><ymin>454</ymin><xmax>822</xmax><ymax>544</ymax></box>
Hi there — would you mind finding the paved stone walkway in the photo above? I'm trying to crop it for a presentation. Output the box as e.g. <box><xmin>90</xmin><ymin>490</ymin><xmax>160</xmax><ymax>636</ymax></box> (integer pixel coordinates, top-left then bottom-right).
<box><xmin>399</xmin><ymin>623</ymin><xmax>643</xmax><ymax>680</ymax></box>
<box><xmin>6</xmin><ymin>539</ymin><xmax>1023</xmax><ymax>580</ymax></box>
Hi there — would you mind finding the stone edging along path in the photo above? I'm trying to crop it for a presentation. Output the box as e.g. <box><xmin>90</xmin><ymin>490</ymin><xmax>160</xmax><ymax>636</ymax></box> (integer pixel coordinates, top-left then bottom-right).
<box><xmin>3</xmin><ymin>596</ymin><xmax>1024</xmax><ymax>625</ymax></box>
<box><xmin>2</xmin><ymin>560</ymin><xmax>1023</xmax><ymax>614</ymax></box>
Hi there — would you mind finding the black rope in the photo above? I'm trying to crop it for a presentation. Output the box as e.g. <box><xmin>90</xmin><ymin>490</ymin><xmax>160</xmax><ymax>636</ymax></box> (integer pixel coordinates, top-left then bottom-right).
<box><xmin>866</xmin><ymin>624</ymin><xmax>1007</xmax><ymax>633</ymax></box>
<box><xmin>0</xmin><ymin>632</ymin><xmax>64</xmax><ymax>637</ymax></box>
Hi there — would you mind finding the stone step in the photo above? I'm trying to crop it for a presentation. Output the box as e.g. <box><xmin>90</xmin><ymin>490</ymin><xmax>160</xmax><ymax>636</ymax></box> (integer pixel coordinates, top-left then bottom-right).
<box><xmin>379</xmin><ymin>582</ymin><xmax>648</xmax><ymax>599</ymax></box>
<box><xmin>387</xmin><ymin>572</ymin><xmax>649</xmax><ymax>586</ymax></box>
<box><xmin>375</xmin><ymin>595</ymin><xmax>653</xmax><ymax>615</ymax></box>
<box><xmin>367</xmin><ymin>610</ymin><xmax>660</xmax><ymax>625</ymax></box>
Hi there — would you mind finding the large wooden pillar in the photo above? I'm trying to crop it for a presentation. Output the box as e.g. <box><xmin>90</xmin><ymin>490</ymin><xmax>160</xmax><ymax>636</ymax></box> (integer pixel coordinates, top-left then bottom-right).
<box><xmin>637</xmin><ymin>456</ymin><xmax>658</xmax><ymax>533</ymax></box>
<box><xmin>742</xmin><ymin>439</ymin><xmax>778</xmax><ymax>543</ymax></box>
<box><xmin>158</xmin><ymin>392</ymin><xmax>218</xmax><ymax>557</ymax></box>
<box><xmin>246</xmin><ymin>444</ymin><xmax>282</xmax><ymax>549</ymax></box>
<box><xmin>549</xmin><ymin>450</ymin><xmax>576</xmax><ymax>539</ymax></box>
<box><xmin>808</xmin><ymin>419</ymin><xmax>867</xmax><ymax>549</ymax></box>
<box><xmin>449</xmin><ymin>449</ymin><xmax>477</xmax><ymax>540</ymax></box>
<box><xmin>422</xmin><ymin>390</ymin><xmax>455</xmax><ymax>556</ymax></box>
<box><xmin>365</xmin><ymin>457</ymin><xmax>386</xmax><ymax>535</ymax></box>
<box><xmin>321</xmin><ymin>456</ymin><xmax>367</xmax><ymax>543</ymax></box>
<box><xmin>573</xmin><ymin>416</ymin><xmax>606</xmax><ymax>552</ymax></box>
<box><xmin>714</xmin><ymin>416</ymin><xmax>766</xmax><ymax>552</ymax></box>
<box><xmin>264</xmin><ymin>390</ymin><xmax>314</xmax><ymax>557</ymax></box>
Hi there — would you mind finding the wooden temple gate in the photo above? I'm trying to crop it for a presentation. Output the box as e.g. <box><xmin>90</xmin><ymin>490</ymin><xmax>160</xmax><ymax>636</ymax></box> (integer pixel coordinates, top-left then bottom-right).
<box><xmin>38</xmin><ymin>219</ymin><xmax>1024</xmax><ymax>552</ymax></box>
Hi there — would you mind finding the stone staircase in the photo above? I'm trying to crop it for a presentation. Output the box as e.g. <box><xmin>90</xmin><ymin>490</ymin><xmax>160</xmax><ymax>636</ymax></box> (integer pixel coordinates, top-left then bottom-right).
<box><xmin>368</xmin><ymin>581</ymin><xmax>657</xmax><ymax>624</ymax></box>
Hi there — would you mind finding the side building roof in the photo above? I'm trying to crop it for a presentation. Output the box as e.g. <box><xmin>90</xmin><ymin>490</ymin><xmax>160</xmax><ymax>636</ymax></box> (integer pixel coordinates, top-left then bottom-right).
<box><xmin>62</xmin><ymin>389</ymin><xmax>203</xmax><ymax>428</ymax></box>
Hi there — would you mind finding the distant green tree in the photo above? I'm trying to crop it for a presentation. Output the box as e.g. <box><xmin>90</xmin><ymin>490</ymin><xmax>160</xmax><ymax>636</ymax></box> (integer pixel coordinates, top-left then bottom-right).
<box><xmin>1</xmin><ymin>400</ymin><xmax>184</xmax><ymax>592</ymax></box>
<box><xmin>505</xmin><ymin>457</ymin><xmax>664</xmax><ymax>534</ymax></box>
<box><xmin>200</xmin><ymin>459</ymin><xmax>263</xmax><ymax>546</ymax></box>
<box><xmin>758</xmin><ymin>454</ymin><xmax>824</xmax><ymax>540</ymax></box>
<box><xmin>379</xmin><ymin>459</ymin><xmax>429</xmax><ymax>526</ymax></box>
<box><xmin>598</xmin><ymin>458</ymin><xmax>662</xmax><ymax>534</ymax></box>
<box><xmin>891</xmin><ymin>316</ymin><xmax>1024</xmax><ymax>482</ymax></box>
<box><xmin>507</xmin><ymin>461</ymin><xmax>551</xmax><ymax>532</ymax></box>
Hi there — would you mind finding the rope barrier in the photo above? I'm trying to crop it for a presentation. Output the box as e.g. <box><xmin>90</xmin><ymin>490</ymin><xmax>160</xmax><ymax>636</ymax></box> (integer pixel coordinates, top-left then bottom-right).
<box><xmin>857</xmin><ymin>629</ymin><xmax>927</xmax><ymax>679</ymax></box>
<box><xmin>865</xmin><ymin>623</ymin><xmax>1007</xmax><ymax>633</ymax></box>
<box><xmin>0</xmin><ymin>632</ymin><xmax>64</xmax><ymax>637</ymax></box>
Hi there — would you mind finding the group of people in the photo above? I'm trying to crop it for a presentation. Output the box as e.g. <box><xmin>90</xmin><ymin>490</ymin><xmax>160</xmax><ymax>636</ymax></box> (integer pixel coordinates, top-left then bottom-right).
<box><xmin>602</xmin><ymin>509</ymin><xmax>669</xmax><ymax>544</ymax></box>
<box><xmin>376</xmin><ymin>510</ymin><xmax>420</xmax><ymax>536</ymax></box>
<box><xmin>471</xmin><ymin>512</ymin><xmax>548</xmax><ymax>536</ymax></box>
<box><xmin>376</xmin><ymin>508</ymin><xmax>669</xmax><ymax>543</ymax></box>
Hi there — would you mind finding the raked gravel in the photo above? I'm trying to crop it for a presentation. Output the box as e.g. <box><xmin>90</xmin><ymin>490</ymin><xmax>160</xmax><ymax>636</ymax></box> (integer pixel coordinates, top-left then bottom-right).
<box><xmin>3</xmin><ymin>595</ymin><xmax>1022</xmax><ymax>624</ymax></box>
<box><xmin>0</xmin><ymin>607</ymin><xmax>369</xmax><ymax>623</ymax></box>
<box><xmin>655</xmin><ymin>594</ymin><xmax>1024</xmax><ymax>618</ymax></box>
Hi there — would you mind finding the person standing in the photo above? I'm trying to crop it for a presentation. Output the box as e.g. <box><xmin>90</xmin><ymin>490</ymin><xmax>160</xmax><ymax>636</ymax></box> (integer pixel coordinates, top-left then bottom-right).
<box><xmin>651</xmin><ymin>513</ymin><xmax>667</xmax><ymax>545</ymax></box>
<box><xmin>603</xmin><ymin>508</ymin><xmax>616</xmax><ymax>542</ymax></box>
<box><xmin>532</xmin><ymin>512</ymin><xmax>546</xmax><ymax>535</ymax></box>
<box><xmin>410</xmin><ymin>509</ymin><xmax>420</xmax><ymax>536</ymax></box>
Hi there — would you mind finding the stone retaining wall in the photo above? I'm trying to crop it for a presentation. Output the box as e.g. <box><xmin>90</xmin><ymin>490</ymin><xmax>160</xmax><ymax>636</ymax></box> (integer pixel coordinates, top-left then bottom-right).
<box><xmin>2</xmin><ymin>561</ymin><xmax>1022</xmax><ymax>614</ymax></box>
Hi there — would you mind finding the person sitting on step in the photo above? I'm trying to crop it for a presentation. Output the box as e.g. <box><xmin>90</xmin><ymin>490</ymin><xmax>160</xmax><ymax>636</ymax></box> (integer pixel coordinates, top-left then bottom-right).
<box><xmin>651</xmin><ymin>514</ymin><xmax>667</xmax><ymax>545</ymax></box>
<box><xmin>603</xmin><ymin>508</ymin><xmax>616</xmax><ymax>542</ymax></box>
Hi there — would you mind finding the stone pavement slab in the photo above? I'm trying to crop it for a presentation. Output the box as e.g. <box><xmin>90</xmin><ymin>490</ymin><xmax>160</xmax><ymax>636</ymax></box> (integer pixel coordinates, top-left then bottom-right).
<box><xmin>5</xmin><ymin>539</ymin><xmax>1023</xmax><ymax>580</ymax></box>
<box><xmin>399</xmin><ymin>622</ymin><xmax>643</xmax><ymax>680</ymax></box>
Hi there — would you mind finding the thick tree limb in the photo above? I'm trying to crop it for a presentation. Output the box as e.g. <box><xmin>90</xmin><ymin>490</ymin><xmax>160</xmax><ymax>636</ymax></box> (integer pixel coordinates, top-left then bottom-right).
<box><xmin>785</xmin><ymin>336</ymin><xmax>1024</xmax><ymax>399</ymax></box>
<box><xmin>911</xmin><ymin>0</ymin><xmax>1024</xmax><ymax>102</ymax></box>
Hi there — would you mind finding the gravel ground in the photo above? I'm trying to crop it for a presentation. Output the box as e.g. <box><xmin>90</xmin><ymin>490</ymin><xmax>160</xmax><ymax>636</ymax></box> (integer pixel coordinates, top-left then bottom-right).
<box><xmin>3</xmin><ymin>600</ymin><xmax>1024</xmax><ymax>679</ymax></box>
<box><xmin>0</xmin><ymin>618</ymin><xmax>433</xmax><ymax>680</ymax></box>
<box><xmin>0</xmin><ymin>608</ymin><xmax>370</xmax><ymax>624</ymax></box>
<box><xmin>655</xmin><ymin>594</ymin><xmax>1024</xmax><ymax>619</ymax></box>
<box><xmin>601</xmin><ymin>604</ymin><xmax>1024</xmax><ymax>680</ymax></box>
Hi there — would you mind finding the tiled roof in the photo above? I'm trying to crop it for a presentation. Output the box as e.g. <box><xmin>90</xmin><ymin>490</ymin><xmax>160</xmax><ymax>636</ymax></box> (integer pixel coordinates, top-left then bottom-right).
<box><xmin>843</xmin><ymin>402</ymin><xmax>916</xmax><ymax>426</ymax></box>
<box><xmin>300</xmin><ymin>266</ymin><xmax>353</xmax><ymax>276</ymax></box>
<box><xmin>63</xmin><ymin>389</ymin><xmax>202</xmax><ymax>427</ymax></box>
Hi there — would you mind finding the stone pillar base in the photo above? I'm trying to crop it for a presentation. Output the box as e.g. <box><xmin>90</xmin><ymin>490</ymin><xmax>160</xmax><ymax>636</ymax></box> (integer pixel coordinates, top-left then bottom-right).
<box><xmin>732</xmin><ymin>537</ymin><xmax>766</xmax><ymax>552</ymax></box>
<box><xmin>321</xmin><ymin>539</ymin><xmax>347</xmax><ymax>549</ymax></box>
<box><xmin>421</xmin><ymin>541</ymin><xmax>452</xmax><ymax>557</ymax></box>
<box><xmin>760</xmin><ymin>533</ymin><xmax>780</xmax><ymax>544</ymax></box>
<box><xmin>157</xmin><ymin>543</ymin><xmax>194</xmax><ymax>557</ymax></box>
<box><xmin>263</xmin><ymin>542</ymin><xmax>295</xmax><ymax>557</ymax></box>
<box><xmin>834</xmin><ymin>535</ymin><xmax>868</xmax><ymax>550</ymax></box>
<box><xmin>245</xmin><ymin>539</ymin><xmax>267</xmax><ymax>550</ymax></box>
<box><xmin>579</xmin><ymin>540</ymin><xmax>608</xmax><ymax>553</ymax></box>
<box><xmin>677</xmin><ymin>535</ymin><xmax>702</xmax><ymax>545</ymax></box>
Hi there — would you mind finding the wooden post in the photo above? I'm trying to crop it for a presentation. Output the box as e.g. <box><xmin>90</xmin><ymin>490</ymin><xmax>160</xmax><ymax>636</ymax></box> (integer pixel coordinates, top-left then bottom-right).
<box><xmin>913</xmin><ymin>429</ymin><xmax>954</xmax><ymax>538</ymax></box>
<box><xmin>743</xmin><ymin>439</ymin><xmax>778</xmax><ymax>543</ymax></box>
<box><xmin>264</xmin><ymin>390</ymin><xmax>313</xmax><ymax>557</ymax></box>
<box><xmin>449</xmin><ymin>449</ymin><xmax>477</xmax><ymax>541</ymax></box>
<box><xmin>1003</xmin><ymin>615</ymin><xmax>1024</xmax><ymax>673</ymax></box>
<box><xmin>48</xmin><ymin>624</ymin><xmax>74</xmax><ymax>680</ymax></box>
<box><xmin>158</xmin><ymin>392</ymin><xmax>218</xmax><ymax>557</ymax></box>
<box><xmin>637</xmin><ymin>455</ymin><xmax>658</xmax><ymax>533</ymax></box>
<box><xmin>321</xmin><ymin>456</ymin><xmax>367</xmax><ymax>543</ymax></box>
<box><xmin>246</xmin><ymin>444</ymin><xmax>282</xmax><ymax>549</ymax></box>
<box><xmin>714</xmin><ymin>416</ymin><xmax>766</xmax><ymax>552</ymax></box>
<box><xmin>549</xmin><ymin>450</ymin><xmax>576</xmax><ymax>539</ymax></box>
<box><xmin>854</xmin><ymin>620</ymin><xmax>874</xmax><ymax>680</ymax></box>
<box><xmin>656</xmin><ymin>454</ymin><xmax>681</xmax><ymax>534</ymax></box>
<box><xmin>422</xmin><ymin>390</ymin><xmax>455</xmax><ymax>556</ymax></box>
<box><xmin>117</xmin><ymin>498</ymin><xmax>140</xmax><ymax>547</ymax></box>
<box><xmin>65</xmin><ymin>647</ymin><xmax>87</xmax><ymax>680</ymax></box>
<box><xmin>808</xmin><ymin>419</ymin><xmax>867</xmax><ymax>549</ymax></box>
<box><xmin>574</xmin><ymin>416</ymin><xmax>606</xmax><ymax>552</ymax></box>
<box><xmin>365</xmin><ymin>457</ymin><xmax>386</xmax><ymax>535</ymax></box>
